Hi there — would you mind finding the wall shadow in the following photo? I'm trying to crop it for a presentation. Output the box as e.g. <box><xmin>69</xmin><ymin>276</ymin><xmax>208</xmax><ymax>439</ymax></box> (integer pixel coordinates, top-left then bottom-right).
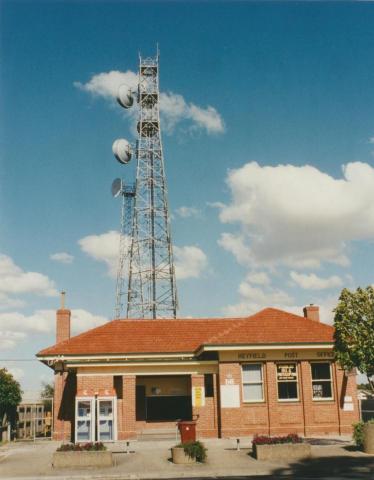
<box><xmin>269</xmin><ymin>454</ymin><xmax>374</xmax><ymax>478</ymax></box>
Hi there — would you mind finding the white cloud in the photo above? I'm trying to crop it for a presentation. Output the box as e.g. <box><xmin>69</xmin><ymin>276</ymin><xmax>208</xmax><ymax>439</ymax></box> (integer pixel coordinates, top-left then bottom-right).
<box><xmin>218</xmin><ymin>161</ymin><xmax>374</xmax><ymax>269</ymax></box>
<box><xmin>175</xmin><ymin>206</ymin><xmax>201</xmax><ymax>218</ymax></box>
<box><xmin>50</xmin><ymin>252</ymin><xmax>74</xmax><ymax>264</ymax></box>
<box><xmin>0</xmin><ymin>331</ymin><xmax>27</xmax><ymax>350</ymax></box>
<box><xmin>246</xmin><ymin>271</ymin><xmax>271</xmax><ymax>286</ymax></box>
<box><xmin>74</xmin><ymin>70</ymin><xmax>138</xmax><ymax>99</ymax></box>
<box><xmin>78</xmin><ymin>230</ymin><xmax>121</xmax><ymax>278</ymax></box>
<box><xmin>75</xmin><ymin>70</ymin><xmax>224</xmax><ymax>135</ymax></box>
<box><xmin>70</xmin><ymin>309</ymin><xmax>108</xmax><ymax>335</ymax></box>
<box><xmin>187</xmin><ymin>103</ymin><xmax>224</xmax><ymax>134</ymax></box>
<box><xmin>174</xmin><ymin>246</ymin><xmax>208</xmax><ymax>280</ymax></box>
<box><xmin>0</xmin><ymin>308</ymin><xmax>108</xmax><ymax>350</ymax></box>
<box><xmin>222</xmin><ymin>280</ymin><xmax>336</xmax><ymax>326</ymax></box>
<box><xmin>239</xmin><ymin>282</ymin><xmax>293</xmax><ymax>306</ymax></box>
<box><xmin>290</xmin><ymin>271</ymin><xmax>343</xmax><ymax>290</ymax></box>
<box><xmin>218</xmin><ymin>233</ymin><xmax>252</xmax><ymax>266</ymax></box>
<box><xmin>0</xmin><ymin>293</ymin><xmax>25</xmax><ymax>311</ymax></box>
<box><xmin>0</xmin><ymin>255</ymin><xmax>58</xmax><ymax>307</ymax></box>
<box><xmin>222</xmin><ymin>281</ymin><xmax>293</xmax><ymax>318</ymax></box>
<box><xmin>79</xmin><ymin>230</ymin><xmax>208</xmax><ymax>281</ymax></box>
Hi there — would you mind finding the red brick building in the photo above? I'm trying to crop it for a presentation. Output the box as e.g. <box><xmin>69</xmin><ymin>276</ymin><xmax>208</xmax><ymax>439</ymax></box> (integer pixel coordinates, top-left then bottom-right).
<box><xmin>37</xmin><ymin>304</ymin><xmax>359</xmax><ymax>442</ymax></box>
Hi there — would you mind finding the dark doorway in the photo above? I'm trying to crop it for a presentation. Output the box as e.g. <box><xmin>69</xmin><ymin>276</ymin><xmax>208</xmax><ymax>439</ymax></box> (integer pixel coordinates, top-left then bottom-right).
<box><xmin>136</xmin><ymin>375</ymin><xmax>192</xmax><ymax>422</ymax></box>
<box><xmin>136</xmin><ymin>385</ymin><xmax>146</xmax><ymax>421</ymax></box>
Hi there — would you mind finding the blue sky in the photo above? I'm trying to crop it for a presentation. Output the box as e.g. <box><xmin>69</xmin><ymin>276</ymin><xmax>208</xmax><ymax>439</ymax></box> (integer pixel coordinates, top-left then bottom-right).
<box><xmin>1</xmin><ymin>1</ymin><xmax>374</xmax><ymax>392</ymax></box>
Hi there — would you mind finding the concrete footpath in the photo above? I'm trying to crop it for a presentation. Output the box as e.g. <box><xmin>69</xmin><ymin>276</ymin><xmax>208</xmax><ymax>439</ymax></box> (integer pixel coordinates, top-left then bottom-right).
<box><xmin>0</xmin><ymin>437</ymin><xmax>373</xmax><ymax>480</ymax></box>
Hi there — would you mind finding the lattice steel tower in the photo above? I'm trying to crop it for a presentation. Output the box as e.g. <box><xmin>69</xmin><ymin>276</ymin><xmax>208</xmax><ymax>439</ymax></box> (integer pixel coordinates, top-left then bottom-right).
<box><xmin>111</xmin><ymin>49</ymin><xmax>178</xmax><ymax>319</ymax></box>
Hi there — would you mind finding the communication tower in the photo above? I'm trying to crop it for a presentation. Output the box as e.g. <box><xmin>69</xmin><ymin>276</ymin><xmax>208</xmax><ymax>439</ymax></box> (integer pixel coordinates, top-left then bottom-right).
<box><xmin>112</xmin><ymin>49</ymin><xmax>178</xmax><ymax>319</ymax></box>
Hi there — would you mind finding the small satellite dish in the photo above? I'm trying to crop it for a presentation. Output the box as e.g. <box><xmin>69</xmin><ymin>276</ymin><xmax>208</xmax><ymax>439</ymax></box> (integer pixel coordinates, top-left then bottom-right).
<box><xmin>111</xmin><ymin>178</ymin><xmax>122</xmax><ymax>198</ymax></box>
<box><xmin>112</xmin><ymin>139</ymin><xmax>132</xmax><ymax>164</ymax></box>
<box><xmin>117</xmin><ymin>84</ymin><xmax>134</xmax><ymax>109</ymax></box>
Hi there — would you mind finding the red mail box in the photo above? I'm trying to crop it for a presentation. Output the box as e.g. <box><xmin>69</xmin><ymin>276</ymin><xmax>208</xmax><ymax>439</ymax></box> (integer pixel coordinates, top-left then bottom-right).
<box><xmin>178</xmin><ymin>420</ymin><xmax>197</xmax><ymax>443</ymax></box>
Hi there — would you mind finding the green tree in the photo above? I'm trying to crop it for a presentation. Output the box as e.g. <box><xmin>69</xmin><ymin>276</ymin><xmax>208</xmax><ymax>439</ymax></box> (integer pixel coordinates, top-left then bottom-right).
<box><xmin>0</xmin><ymin>368</ymin><xmax>22</xmax><ymax>428</ymax></box>
<box><xmin>334</xmin><ymin>286</ymin><xmax>374</xmax><ymax>391</ymax></box>
<box><xmin>40</xmin><ymin>382</ymin><xmax>54</xmax><ymax>412</ymax></box>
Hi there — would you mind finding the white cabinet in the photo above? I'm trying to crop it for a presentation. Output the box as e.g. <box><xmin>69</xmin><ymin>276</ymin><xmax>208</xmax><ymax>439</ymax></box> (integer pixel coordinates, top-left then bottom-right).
<box><xmin>75</xmin><ymin>396</ymin><xmax>117</xmax><ymax>443</ymax></box>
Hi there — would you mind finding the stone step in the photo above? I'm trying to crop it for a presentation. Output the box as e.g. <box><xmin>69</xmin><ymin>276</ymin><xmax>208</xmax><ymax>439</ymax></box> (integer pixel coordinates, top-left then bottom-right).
<box><xmin>137</xmin><ymin>428</ymin><xmax>179</xmax><ymax>441</ymax></box>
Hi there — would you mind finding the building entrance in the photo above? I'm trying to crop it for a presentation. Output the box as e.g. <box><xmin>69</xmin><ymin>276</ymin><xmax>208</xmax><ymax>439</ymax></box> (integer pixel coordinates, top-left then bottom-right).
<box><xmin>136</xmin><ymin>375</ymin><xmax>192</xmax><ymax>422</ymax></box>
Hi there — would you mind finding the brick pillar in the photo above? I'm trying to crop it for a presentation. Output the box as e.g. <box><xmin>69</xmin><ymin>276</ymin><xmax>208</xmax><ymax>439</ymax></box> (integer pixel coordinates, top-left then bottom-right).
<box><xmin>217</xmin><ymin>363</ymin><xmax>243</xmax><ymax>438</ymax></box>
<box><xmin>53</xmin><ymin>371</ymin><xmax>76</xmax><ymax>441</ymax></box>
<box><xmin>191</xmin><ymin>374</ymin><xmax>218</xmax><ymax>438</ymax></box>
<box><xmin>122</xmin><ymin>376</ymin><xmax>136</xmax><ymax>439</ymax></box>
<box><xmin>265</xmin><ymin>362</ymin><xmax>278</xmax><ymax>435</ymax></box>
<box><xmin>335</xmin><ymin>365</ymin><xmax>360</xmax><ymax>434</ymax></box>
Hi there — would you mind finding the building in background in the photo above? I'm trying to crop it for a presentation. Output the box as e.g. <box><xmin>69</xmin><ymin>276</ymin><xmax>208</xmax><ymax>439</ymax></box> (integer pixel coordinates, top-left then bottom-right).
<box><xmin>16</xmin><ymin>394</ymin><xmax>48</xmax><ymax>439</ymax></box>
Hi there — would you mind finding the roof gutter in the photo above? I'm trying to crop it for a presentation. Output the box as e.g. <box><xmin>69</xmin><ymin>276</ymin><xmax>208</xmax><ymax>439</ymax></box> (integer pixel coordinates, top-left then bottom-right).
<box><xmin>195</xmin><ymin>342</ymin><xmax>334</xmax><ymax>356</ymax></box>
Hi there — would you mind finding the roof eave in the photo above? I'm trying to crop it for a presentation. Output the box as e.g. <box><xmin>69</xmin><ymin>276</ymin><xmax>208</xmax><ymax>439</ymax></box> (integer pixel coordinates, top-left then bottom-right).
<box><xmin>195</xmin><ymin>342</ymin><xmax>334</xmax><ymax>356</ymax></box>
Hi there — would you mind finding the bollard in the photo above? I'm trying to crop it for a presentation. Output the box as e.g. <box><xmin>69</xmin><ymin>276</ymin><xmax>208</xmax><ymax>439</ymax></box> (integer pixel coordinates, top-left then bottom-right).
<box><xmin>236</xmin><ymin>438</ymin><xmax>240</xmax><ymax>451</ymax></box>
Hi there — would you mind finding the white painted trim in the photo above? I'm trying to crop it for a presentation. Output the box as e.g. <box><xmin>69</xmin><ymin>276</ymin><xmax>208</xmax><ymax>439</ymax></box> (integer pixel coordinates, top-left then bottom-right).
<box><xmin>38</xmin><ymin>352</ymin><xmax>195</xmax><ymax>361</ymax></box>
<box><xmin>199</xmin><ymin>343</ymin><xmax>333</xmax><ymax>354</ymax></box>
<box><xmin>310</xmin><ymin>361</ymin><xmax>334</xmax><ymax>401</ymax></box>
<box><xmin>76</xmin><ymin>371</ymin><xmax>207</xmax><ymax>376</ymax></box>
<box><xmin>275</xmin><ymin>362</ymin><xmax>300</xmax><ymax>402</ymax></box>
<box><xmin>241</xmin><ymin>363</ymin><xmax>265</xmax><ymax>403</ymax></box>
<box><xmin>70</xmin><ymin>360</ymin><xmax>217</xmax><ymax>368</ymax></box>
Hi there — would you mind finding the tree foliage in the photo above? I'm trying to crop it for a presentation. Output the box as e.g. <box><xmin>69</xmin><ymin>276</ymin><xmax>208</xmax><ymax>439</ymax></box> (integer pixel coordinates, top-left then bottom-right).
<box><xmin>0</xmin><ymin>368</ymin><xmax>22</xmax><ymax>426</ymax></box>
<box><xmin>40</xmin><ymin>382</ymin><xmax>54</xmax><ymax>411</ymax></box>
<box><xmin>333</xmin><ymin>286</ymin><xmax>374</xmax><ymax>391</ymax></box>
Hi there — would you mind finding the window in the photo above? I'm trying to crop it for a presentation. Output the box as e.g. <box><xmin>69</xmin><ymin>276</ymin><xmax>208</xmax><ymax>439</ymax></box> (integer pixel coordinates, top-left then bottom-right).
<box><xmin>276</xmin><ymin>363</ymin><xmax>298</xmax><ymax>401</ymax></box>
<box><xmin>311</xmin><ymin>362</ymin><xmax>333</xmax><ymax>400</ymax></box>
<box><xmin>113</xmin><ymin>376</ymin><xmax>123</xmax><ymax>399</ymax></box>
<box><xmin>204</xmin><ymin>374</ymin><xmax>214</xmax><ymax>397</ymax></box>
<box><xmin>242</xmin><ymin>364</ymin><xmax>264</xmax><ymax>402</ymax></box>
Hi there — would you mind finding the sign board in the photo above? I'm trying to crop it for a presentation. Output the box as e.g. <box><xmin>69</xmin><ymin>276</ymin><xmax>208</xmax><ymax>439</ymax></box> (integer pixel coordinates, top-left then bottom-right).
<box><xmin>221</xmin><ymin>350</ymin><xmax>335</xmax><ymax>362</ymax></box>
<box><xmin>276</xmin><ymin>364</ymin><xmax>297</xmax><ymax>381</ymax></box>
<box><xmin>220</xmin><ymin>385</ymin><xmax>240</xmax><ymax>408</ymax></box>
<box><xmin>343</xmin><ymin>402</ymin><xmax>354</xmax><ymax>411</ymax></box>
<box><xmin>192</xmin><ymin>386</ymin><xmax>205</xmax><ymax>407</ymax></box>
<box><xmin>312</xmin><ymin>384</ymin><xmax>323</xmax><ymax>398</ymax></box>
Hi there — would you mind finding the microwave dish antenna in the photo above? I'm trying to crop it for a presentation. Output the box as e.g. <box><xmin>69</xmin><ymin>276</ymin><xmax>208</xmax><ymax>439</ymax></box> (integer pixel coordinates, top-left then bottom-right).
<box><xmin>112</xmin><ymin>139</ymin><xmax>132</xmax><ymax>164</ymax></box>
<box><xmin>111</xmin><ymin>178</ymin><xmax>123</xmax><ymax>198</ymax></box>
<box><xmin>117</xmin><ymin>85</ymin><xmax>134</xmax><ymax>109</ymax></box>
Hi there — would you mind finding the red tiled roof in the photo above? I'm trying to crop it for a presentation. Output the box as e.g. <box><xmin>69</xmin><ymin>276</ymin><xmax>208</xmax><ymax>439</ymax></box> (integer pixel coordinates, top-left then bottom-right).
<box><xmin>37</xmin><ymin>308</ymin><xmax>334</xmax><ymax>357</ymax></box>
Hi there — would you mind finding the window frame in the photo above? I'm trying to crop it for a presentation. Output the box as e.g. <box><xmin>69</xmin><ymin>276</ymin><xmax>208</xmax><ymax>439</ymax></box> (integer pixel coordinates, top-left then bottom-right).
<box><xmin>241</xmin><ymin>363</ymin><xmax>265</xmax><ymax>403</ymax></box>
<box><xmin>276</xmin><ymin>362</ymin><xmax>299</xmax><ymax>402</ymax></box>
<box><xmin>310</xmin><ymin>361</ymin><xmax>334</xmax><ymax>401</ymax></box>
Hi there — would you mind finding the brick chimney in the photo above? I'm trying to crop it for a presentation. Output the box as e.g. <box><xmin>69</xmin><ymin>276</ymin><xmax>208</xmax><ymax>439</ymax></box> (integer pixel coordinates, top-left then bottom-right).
<box><xmin>56</xmin><ymin>291</ymin><xmax>71</xmax><ymax>343</ymax></box>
<box><xmin>303</xmin><ymin>304</ymin><xmax>320</xmax><ymax>322</ymax></box>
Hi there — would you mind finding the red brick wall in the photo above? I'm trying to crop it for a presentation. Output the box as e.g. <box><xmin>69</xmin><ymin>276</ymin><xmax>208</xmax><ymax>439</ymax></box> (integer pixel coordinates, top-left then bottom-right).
<box><xmin>191</xmin><ymin>374</ymin><xmax>218</xmax><ymax>438</ymax></box>
<box><xmin>218</xmin><ymin>362</ymin><xmax>270</xmax><ymax>437</ymax></box>
<box><xmin>52</xmin><ymin>362</ymin><xmax>359</xmax><ymax>441</ymax></box>
<box><xmin>218</xmin><ymin>361</ymin><xmax>359</xmax><ymax>438</ymax></box>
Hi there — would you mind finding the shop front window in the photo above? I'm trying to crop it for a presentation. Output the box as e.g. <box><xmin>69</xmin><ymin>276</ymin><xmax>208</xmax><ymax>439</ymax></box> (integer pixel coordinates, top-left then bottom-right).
<box><xmin>242</xmin><ymin>364</ymin><xmax>264</xmax><ymax>402</ymax></box>
<box><xmin>276</xmin><ymin>363</ymin><xmax>299</xmax><ymax>401</ymax></box>
<box><xmin>311</xmin><ymin>362</ymin><xmax>333</xmax><ymax>400</ymax></box>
